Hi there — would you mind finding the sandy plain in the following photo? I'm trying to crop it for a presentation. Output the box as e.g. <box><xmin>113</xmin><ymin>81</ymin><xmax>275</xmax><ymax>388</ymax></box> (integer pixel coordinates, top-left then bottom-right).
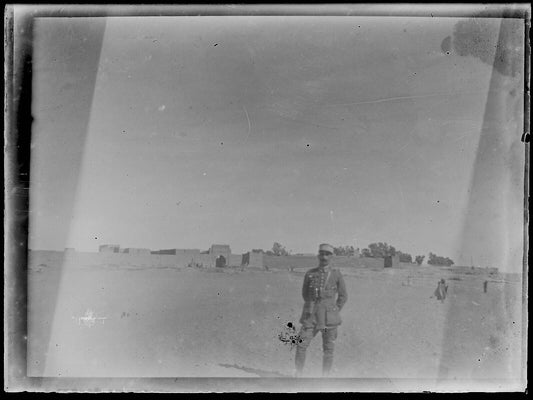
<box><xmin>26</xmin><ymin>258</ymin><xmax>525</xmax><ymax>391</ymax></box>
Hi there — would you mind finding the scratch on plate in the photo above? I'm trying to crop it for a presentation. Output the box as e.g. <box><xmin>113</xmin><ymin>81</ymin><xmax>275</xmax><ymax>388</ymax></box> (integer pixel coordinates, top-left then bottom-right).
<box><xmin>268</xmin><ymin>107</ymin><xmax>340</xmax><ymax>130</ymax></box>
<box><xmin>243</xmin><ymin>106</ymin><xmax>251</xmax><ymax>135</ymax></box>
<box><xmin>322</xmin><ymin>91</ymin><xmax>485</xmax><ymax>108</ymax></box>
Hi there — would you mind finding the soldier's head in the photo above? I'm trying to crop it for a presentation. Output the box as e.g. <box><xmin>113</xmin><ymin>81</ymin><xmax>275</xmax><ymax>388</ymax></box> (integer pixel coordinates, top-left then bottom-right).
<box><xmin>317</xmin><ymin>243</ymin><xmax>334</xmax><ymax>267</ymax></box>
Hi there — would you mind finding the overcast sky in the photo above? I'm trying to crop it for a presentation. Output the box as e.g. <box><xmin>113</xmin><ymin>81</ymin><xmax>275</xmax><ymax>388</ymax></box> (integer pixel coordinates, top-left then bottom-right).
<box><xmin>29</xmin><ymin>15</ymin><xmax>525</xmax><ymax>271</ymax></box>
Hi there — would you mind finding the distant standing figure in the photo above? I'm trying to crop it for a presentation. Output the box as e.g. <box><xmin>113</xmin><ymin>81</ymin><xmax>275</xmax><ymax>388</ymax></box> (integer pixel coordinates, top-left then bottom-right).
<box><xmin>483</xmin><ymin>280</ymin><xmax>488</xmax><ymax>293</ymax></box>
<box><xmin>294</xmin><ymin>243</ymin><xmax>348</xmax><ymax>377</ymax></box>
<box><xmin>434</xmin><ymin>279</ymin><xmax>448</xmax><ymax>302</ymax></box>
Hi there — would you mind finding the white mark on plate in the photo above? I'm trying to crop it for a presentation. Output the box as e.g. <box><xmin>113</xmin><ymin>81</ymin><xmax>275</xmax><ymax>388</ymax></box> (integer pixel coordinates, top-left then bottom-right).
<box><xmin>73</xmin><ymin>309</ymin><xmax>108</xmax><ymax>327</ymax></box>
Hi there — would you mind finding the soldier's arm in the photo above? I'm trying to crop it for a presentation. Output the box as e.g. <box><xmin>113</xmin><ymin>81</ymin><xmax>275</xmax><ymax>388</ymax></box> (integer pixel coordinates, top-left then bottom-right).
<box><xmin>302</xmin><ymin>272</ymin><xmax>311</xmax><ymax>301</ymax></box>
<box><xmin>336</xmin><ymin>272</ymin><xmax>348</xmax><ymax>310</ymax></box>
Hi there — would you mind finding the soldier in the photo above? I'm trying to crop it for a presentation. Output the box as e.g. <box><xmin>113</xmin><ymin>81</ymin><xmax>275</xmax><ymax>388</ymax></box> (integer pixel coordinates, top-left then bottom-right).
<box><xmin>294</xmin><ymin>243</ymin><xmax>348</xmax><ymax>377</ymax></box>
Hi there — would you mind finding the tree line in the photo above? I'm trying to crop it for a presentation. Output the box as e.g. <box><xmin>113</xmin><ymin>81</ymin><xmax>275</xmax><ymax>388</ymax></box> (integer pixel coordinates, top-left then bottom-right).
<box><xmin>359</xmin><ymin>242</ymin><xmax>454</xmax><ymax>266</ymax></box>
<box><xmin>254</xmin><ymin>242</ymin><xmax>454</xmax><ymax>266</ymax></box>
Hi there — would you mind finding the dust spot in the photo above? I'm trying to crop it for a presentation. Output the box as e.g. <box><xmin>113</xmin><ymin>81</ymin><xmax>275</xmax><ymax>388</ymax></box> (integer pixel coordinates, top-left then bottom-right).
<box><xmin>278</xmin><ymin>322</ymin><xmax>301</xmax><ymax>350</ymax></box>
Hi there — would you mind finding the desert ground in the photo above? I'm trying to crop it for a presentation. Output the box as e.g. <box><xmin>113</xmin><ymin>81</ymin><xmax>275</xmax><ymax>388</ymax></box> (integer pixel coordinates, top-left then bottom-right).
<box><xmin>26</xmin><ymin>257</ymin><xmax>525</xmax><ymax>391</ymax></box>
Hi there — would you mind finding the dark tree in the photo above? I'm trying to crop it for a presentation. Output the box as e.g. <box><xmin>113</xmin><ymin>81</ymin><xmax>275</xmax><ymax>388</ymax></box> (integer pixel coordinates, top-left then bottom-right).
<box><xmin>333</xmin><ymin>245</ymin><xmax>355</xmax><ymax>256</ymax></box>
<box><xmin>428</xmin><ymin>252</ymin><xmax>454</xmax><ymax>266</ymax></box>
<box><xmin>397</xmin><ymin>251</ymin><xmax>413</xmax><ymax>263</ymax></box>
<box><xmin>415</xmin><ymin>255</ymin><xmax>425</xmax><ymax>265</ymax></box>
<box><xmin>362</xmin><ymin>242</ymin><xmax>397</xmax><ymax>258</ymax></box>
<box><xmin>360</xmin><ymin>248</ymin><xmax>371</xmax><ymax>257</ymax></box>
<box><xmin>272</xmin><ymin>242</ymin><xmax>289</xmax><ymax>256</ymax></box>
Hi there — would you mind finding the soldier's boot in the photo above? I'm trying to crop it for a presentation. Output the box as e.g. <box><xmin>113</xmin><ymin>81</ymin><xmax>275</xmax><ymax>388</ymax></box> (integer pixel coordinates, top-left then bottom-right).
<box><xmin>322</xmin><ymin>329</ymin><xmax>336</xmax><ymax>377</ymax></box>
<box><xmin>322</xmin><ymin>355</ymin><xmax>333</xmax><ymax>377</ymax></box>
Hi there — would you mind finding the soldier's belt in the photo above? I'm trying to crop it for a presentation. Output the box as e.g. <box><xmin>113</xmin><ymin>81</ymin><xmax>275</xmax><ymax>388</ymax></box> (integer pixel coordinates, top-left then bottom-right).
<box><xmin>311</xmin><ymin>296</ymin><xmax>334</xmax><ymax>302</ymax></box>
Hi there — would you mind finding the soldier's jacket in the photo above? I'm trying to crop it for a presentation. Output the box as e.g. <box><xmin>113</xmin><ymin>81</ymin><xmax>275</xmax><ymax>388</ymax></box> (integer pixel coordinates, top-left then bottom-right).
<box><xmin>299</xmin><ymin>266</ymin><xmax>347</xmax><ymax>329</ymax></box>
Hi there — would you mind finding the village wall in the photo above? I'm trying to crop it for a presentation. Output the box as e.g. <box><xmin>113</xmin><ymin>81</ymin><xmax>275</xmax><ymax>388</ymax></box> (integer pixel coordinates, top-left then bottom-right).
<box><xmin>242</xmin><ymin>251</ymin><xmax>264</xmax><ymax>268</ymax></box>
<box><xmin>29</xmin><ymin>250</ymin><xmax>388</xmax><ymax>271</ymax></box>
<box><xmin>263</xmin><ymin>255</ymin><xmax>317</xmax><ymax>269</ymax></box>
<box><xmin>263</xmin><ymin>255</ymin><xmax>386</xmax><ymax>270</ymax></box>
<box><xmin>358</xmin><ymin>257</ymin><xmax>386</xmax><ymax>268</ymax></box>
<box><xmin>228</xmin><ymin>254</ymin><xmax>243</xmax><ymax>267</ymax></box>
<box><xmin>194</xmin><ymin>254</ymin><xmax>216</xmax><ymax>268</ymax></box>
<box><xmin>122</xmin><ymin>248</ymin><xmax>152</xmax><ymax>255</ymax></box>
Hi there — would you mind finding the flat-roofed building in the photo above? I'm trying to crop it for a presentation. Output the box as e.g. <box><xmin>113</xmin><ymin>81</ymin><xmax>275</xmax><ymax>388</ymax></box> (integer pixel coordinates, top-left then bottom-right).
<box><xmin>384</xmin><ymin>255</ymin><xmax>400</xmax><ymax>268</ymax></box>
<box><xmin>99</xmin><ymin>244</ymin><xmax>120</xmax><ymax>253</ymax></box>
<box><xmin>242</xmin><ymin>250</ymin><xmax>264</xmax><ymax>268</ymax></box>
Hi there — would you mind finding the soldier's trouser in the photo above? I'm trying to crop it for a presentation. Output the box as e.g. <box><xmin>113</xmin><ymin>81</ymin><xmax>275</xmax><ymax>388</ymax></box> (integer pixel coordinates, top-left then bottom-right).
<box><xmin>295</xmin><ymin>326</ymin><xmax>338</xmax><ymax>375</ymax></box>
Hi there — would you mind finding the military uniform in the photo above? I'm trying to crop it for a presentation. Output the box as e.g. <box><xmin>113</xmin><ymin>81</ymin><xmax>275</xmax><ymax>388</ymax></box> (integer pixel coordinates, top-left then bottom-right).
<box><xmin>295</xmin><ymin>247</ymin><xmax>348</xmax><ymax>376</ymax></box>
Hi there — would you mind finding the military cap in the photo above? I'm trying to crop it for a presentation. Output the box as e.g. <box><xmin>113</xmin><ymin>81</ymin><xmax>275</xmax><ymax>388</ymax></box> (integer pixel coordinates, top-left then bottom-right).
<box><xmin>318</xmin><ymin>243</ymin><xmax>334</xmax><ymax>254</ymax></box>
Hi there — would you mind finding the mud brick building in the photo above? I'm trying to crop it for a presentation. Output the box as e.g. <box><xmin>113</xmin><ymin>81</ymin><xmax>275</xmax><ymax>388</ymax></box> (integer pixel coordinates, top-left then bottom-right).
<box><xmin>384</xmin><ymin>255</ymin><xmax>400</xmax><ymax>268</ymax></box>
<box><xmin>241</xmin><ymin>250</ymin><xmax>264</xmax><ymax>268</ymax></box>
<box><xmin>99</xmin><ymin>244</ymin><xmax>121</xmax><ymax>253</ymax></box>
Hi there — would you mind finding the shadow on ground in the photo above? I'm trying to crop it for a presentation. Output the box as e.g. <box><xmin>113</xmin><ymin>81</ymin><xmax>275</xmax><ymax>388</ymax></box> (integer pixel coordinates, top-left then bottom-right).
<box><xmin>218</xmin><ymin>363</ymin><xmax>292</xmax><ymax>378</ymax></box>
